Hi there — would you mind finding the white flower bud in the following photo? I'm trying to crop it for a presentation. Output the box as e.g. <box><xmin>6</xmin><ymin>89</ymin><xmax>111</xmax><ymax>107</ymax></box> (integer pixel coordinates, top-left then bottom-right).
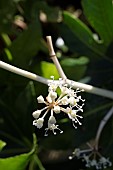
<box><xmin>83</xmin><ymin>155</ymin><xmax>90</xmax><ymax>161</ymax></box>
<box><xmin>33</xmin><ymin>118</ymin><xmax>44</xmax><ymax>129</ymax></box>
<box><xmin>99</xmin><ymin>157</ymin><xmax>107</xmax><ymax>163</ymax></box>
<box><xmin>91</xmin><ymin>159</ymin><xmax>97</xmax><ymax>166</ymax></box>
<box><xmin>69</xmin><ymin>89</ymin><xmax>75</xmax><ymax>97</ymax></box>
<box><xmin>47</xmin><ymin>91</ymin><xmax>57</xmax><ymax>103</ymax></box>
<box><xmin>48</xmin><ymin>84</ymin><xmax>57</xmax><ymax>92</ymax></box>
<box><xmin>48</xmin><ymin>115</ymin><xmax>56</xmax><ymax>124</ymax></box>
<box><xmin>60</xmin><ymin>86</ymin><xmax>69</xmax><ymax>95</ymax></box>
<box><xmin>75</xmin><ymin>148</ymin><xmax>81</xmax><ymax>157</ymax></box>
<box><xmin>68</xmin><ymin>97</ymin><xmax>76</xmax><ymax>106</ymax></box>
<box><xmin>66</xmin><ymin>107</ymin><xmax>71</xmax><ymax>113</ymax></box>
<box><xmin>54</xmin><ymin>105</ymin><xmax>60</xmax><ymax>113</ymax></box>
<box><xmin>32</xmin><ymin>110</ymin><xmax>41</xmax><ymax>118</ymax></box>
<box><xmin>49</xmin><ymin>91</ymin><xmax>57</xmax><ymax>100</ymax></box>
<box><xmin>70</xmin><ymin>110</ymin><xmax>77</xmax><ymax>118</ymax></box>
<box><xmin>37</xmin><ymin>95</ymin><xmax>45</xmax><ymax>103</ymax></box>
<box><xmin>46</xmin><ymin>95</ymin><xmax>52</xmax><ymax>103</ymax></box>
<box><xmin>61</xmin><ymin>96</ymin><xmax>68</xmax><ymax>105</ymax></box>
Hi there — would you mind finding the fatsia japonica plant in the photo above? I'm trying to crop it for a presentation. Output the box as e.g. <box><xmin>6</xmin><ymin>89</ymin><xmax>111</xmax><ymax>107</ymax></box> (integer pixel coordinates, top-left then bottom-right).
<box><xmin>0</xmin><ymin>0</ymin><xmax>113</xmax><ymax>170</ymax></box>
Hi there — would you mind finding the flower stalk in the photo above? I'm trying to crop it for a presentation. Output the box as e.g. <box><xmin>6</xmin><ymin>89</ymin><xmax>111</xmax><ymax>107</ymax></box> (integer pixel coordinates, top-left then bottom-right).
<box><xmin>95</xmin><ymin>106</ymin><xmax>113</xmax><ymax>150</ymax></box>
<box><xmin>1</xmin><ymin>36</ymin><xmax>113</xmax><ymax>99</ymax></box>
<box><xmin>69</xmin><ymin>106</ymin><xmax>113</xmax><ymax>169</ymax></box>
<box><xmin>46</xmin><ymin>36</ymin><xmax>67</xmax><ymax>80</ymax></box>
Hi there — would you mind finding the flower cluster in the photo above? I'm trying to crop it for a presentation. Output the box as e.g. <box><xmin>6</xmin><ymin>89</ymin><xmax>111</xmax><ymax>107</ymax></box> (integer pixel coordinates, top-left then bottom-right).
<box><xmin>69</xmin><ymin>145</ymin><xmax>112</xmax><ymax>169</ymax></box>
<box><xmin>32</xmin><ymin>76</ymin><xmax>85</xmax><ymax>136</ymax></box>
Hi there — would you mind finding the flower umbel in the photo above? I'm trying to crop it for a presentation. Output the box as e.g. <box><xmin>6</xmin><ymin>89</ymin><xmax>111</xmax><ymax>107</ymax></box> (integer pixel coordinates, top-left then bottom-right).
<box><xmin>32</xmin><ymin>76</ymin><xmax>85</xmax><ymax>136</ymax></box>
<box><xmin>69</xmin><ymin>143</ymin><xmax>112</xmax><ymax>169</ymax></box>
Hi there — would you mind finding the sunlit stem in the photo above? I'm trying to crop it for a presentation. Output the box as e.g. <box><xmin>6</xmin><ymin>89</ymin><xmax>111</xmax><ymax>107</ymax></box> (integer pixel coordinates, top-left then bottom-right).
<box><xmin>0</xmin><ymin>60</ymin><xmax>48</xmax><ymax>85</ymax></box>
<box><xmin>46</xmin><ymin>36</ymin><xmax>67</xmax><ymax>80</ymax></box>
<box><xmin>1</xmin><ymin>51</ymin><xmax>113</xmax><ymax>99</ymax></box>
<box><xmin>66</xmin><ymin>79</ymin><xmax>113</xmax><ymax>99</ymax></box>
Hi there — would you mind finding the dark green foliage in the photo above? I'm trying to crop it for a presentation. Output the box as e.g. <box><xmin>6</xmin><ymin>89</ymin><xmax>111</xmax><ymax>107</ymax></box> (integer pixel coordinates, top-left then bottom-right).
<box><xmin>0</xmin><ymin>0</ymin><xmax>113</xmax><ymax>170</ymax></box>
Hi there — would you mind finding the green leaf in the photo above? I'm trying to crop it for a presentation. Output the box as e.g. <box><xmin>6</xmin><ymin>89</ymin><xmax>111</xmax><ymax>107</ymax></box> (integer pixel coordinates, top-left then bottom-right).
<box><xmin>0</xmin><ymin>140</ymin><xmax>6</xmax><ymax>151</ymax></box>
<box><xmin>0</xmin><ymin>146</ymin><xmax>34</xmax><ymax>170</ymax></box>
<box><xmin>61</xmin><ymin>56</ymin><xmax>89</xmax><ymax>66</ymax></box>
<box><xmin>60</xmin><ymin>56</ymin><xmax>89</xmax><ymax>80</ymax></box>
<box><xmin>41</xmin><ymin>61</ymin><xmax>59</xmax><ymax>79</ymax></box>
<box><xmin>0</xmin><ymin>152</ymin><xmax>32</xmax><ymax>170</ymax></box>
<box><xmin>82</xmin><ymin>0</ymin><xmax>113</xmax><ymax>46</ymax></box>
<box><xmin>0</xmin><ymin>134</ymin><xmax>37</xmax><ymax>170</ymax></box>
<box><xmin>62</xmin><ymin>11</ymin><xmax>106</xmax><ymax>59</ymax></box>
<box><xmin>0</xmin><ymin>0</ymin><xmax>16</xmax><ymax>33</ymax></box>
<box><xmin>9</xmin><ymin>21</ymin><xmax>42</xmax><ymax>68</ymax></box>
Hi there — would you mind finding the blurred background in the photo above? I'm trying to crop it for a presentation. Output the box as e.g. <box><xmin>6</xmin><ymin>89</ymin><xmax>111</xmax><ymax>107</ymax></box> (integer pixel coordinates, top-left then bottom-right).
<box><xmin>0</xmin><ymin>0</ymin><xmax>113</xmax><ymax>170</ymax></box>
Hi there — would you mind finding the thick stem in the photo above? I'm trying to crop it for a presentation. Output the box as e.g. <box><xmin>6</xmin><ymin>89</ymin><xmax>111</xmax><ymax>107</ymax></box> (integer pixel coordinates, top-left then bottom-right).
<box><xmin>1</xmin><ymin>60</ymin><xmax>113</xmax><ymax>99</ymax></box>
<box><xmin>46</xmin><ymin>36</ymin><xmax>67</xmax><ymax>80</ymax></box>
<box><xmin>66</xmin><ymin>79</ymin><xmax>113</xmax><ymax>99</ymax></box>
<box><xmin>0</xmin><ymin>60</ymin><xmax>48</xmax><ymax>85</ymax></box>
<box><xmin>95</xmin><ymin>106</ymin><xmax>113</xmax><ymax>150</ymax></box>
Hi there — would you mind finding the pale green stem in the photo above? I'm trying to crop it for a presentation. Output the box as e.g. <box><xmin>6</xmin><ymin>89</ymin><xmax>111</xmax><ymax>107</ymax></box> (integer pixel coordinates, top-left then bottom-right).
<box><xmin>46</xmin><ymin>36</ymin><xmax>67</xmax><ymax>80</ymax></box>
<box><xmin>1</xmin><ymin>60</ymin><xmax>113</xmax><ymax>99</ymax></box>
<box><xmin>0</xmin><ymin>60</ymin><xmax>48</xmax><ymax>85</ymax></box>
<box><xmin>34</xmin><ymin>154</ymin><xmax>45</xmax><ymax>170</ymax></box>
<box><xmin>95</xmin><ymin>106</ymin><xmax>113</xmax><ymax>150</ymax></box>
<box><xmin>66</xmin><ymin>79</ymin><xmax>113</xmax><ymax>99</ymax></box>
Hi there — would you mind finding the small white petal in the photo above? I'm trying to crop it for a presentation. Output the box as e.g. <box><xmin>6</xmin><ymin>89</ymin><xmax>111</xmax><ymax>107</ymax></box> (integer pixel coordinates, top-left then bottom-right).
<box><xmin>50</xmin><ymin>91</ymin><xmax>57</xmax><ymax>99</ymax></box>
<box><xmin>75</xmin><ymin>148</ymin><xmax>81</xmax><ymax>157</ymax></box>
<box><xmin>48</xmin><ymin>115</ymin><xmax>56</xmax><ymax>124</ymax></box>
<box><xmin>60</xmin><ymin>86</ymin><xmax>69</xmax><ymax>95</ymax></box>
<box><xmin>47</xmin><ymin>91</ymin><xmax>57</xmax><ymax>102</ymax></box>
<box><xmin>68</xmin><ymin>97</ymin><xmax>76</xmax><ymax>106</ymax></box>
<box><xmin>33</xmin><ymin>118</ymin><xmax>44</xmax><ymax>129</ymax></box>
<box><xmin>48</xmin><ymin>78</ymin><xmax>58</xmax><ymax>91</ymax></box>
<box><xmin>32</xmin><ymin>110</ymin><xmax>41</xmax><ymax>118</ymax></box>
<box><xmin>91</xmin><ymin>159</ymin><xmax>97</xmax><ymax>166</ymax></box>
<box><xmin>99</xmin><ymin>157</ymin><xmax>107</xmax><ymax>163</ymax></box>
<box><xmin>60</xmin><ymin>96</ymin><xmax>69</xmax><ymax>105</ymax></box>
<box><xmin>37</xmin><ymin>95</ymin><xmax>45</xmax><ymax>103</ymax></box>
<box><xmin>70</xmin><ymin>110</ymin><xmax>77</xmax><ymax>118</ymax></box>
<box><xmin>46</xmin><ymin>95</ymin><xmax>52</xmax><ymax>103</ymax></box>
<box><xmin>66</xmin><ymin>107</ymin><xmax>71</xmax><ymax>113</ymax></box>
<box><xmin>54</xmin><ymin>105</ymin><xmax>60</xmax><ymax>113</ymax></box>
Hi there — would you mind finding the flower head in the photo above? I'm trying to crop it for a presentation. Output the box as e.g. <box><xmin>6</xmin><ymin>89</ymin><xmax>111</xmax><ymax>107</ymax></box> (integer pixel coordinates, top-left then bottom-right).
<box><xmin>32</xmin><ymin>76</ymin><xmax>85</xmax><ymax>136</ymax></box>
<box><xmin>69</xmin><ymin>143</ymin><xmax>112</xmax><ymax>169</ymax></box>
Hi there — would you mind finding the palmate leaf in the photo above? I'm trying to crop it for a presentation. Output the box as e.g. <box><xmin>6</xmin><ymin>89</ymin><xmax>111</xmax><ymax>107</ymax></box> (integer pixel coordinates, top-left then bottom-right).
<box><xmin>0</xmin><ymin>151</ymin><xmax>33</xmax><ymax>170</ymax></box>
<box><xmin>82</xmin><ymin>0</ymin><xmax>113</xmax><ymax>46</ymax></box>
<box><xmin>0</xmin><ymin>134</ymin><xmax>37</xmax><ymax>170</ymax></box>
<box><xmin>62</xmin><ymin>11</ymin><xmax>106</xmax><ymax>59</ymax></box>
